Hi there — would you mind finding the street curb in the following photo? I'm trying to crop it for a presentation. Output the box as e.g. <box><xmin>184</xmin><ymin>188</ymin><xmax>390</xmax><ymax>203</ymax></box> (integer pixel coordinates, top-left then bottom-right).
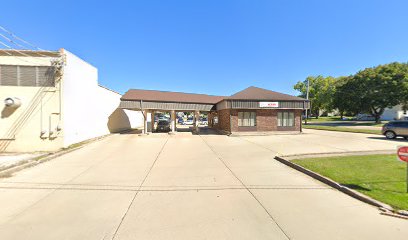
<box><xmin>281</xmin><ymin>150</ymin><xmax>395</xmax><ymax>160</ymax></box>
<box><xmin>273</xmin><ymin>156</ymin><xmax>408</xmax><ymax>219</ymax></box>
<box><xmin>0</xmin><ymin>134</ymin><xmax>112</xmax><ymax>178</ymax></box>
<box><xmin>302</xmin><ymin>126</ymin><xmax>381</xmax><ymax>135</ymax></box>
<box><xmin>380</xmin><ymin>211</ymin><xmax>408</xmax><ymax>220</ymax></box>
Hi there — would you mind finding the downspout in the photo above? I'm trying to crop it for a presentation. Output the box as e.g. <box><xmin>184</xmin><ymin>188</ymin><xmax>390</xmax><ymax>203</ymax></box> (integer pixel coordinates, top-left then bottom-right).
<box><xmin>229</xmin><ymin>100</ymin><xmax>232</xmax><ymax>134</ymax></box>
<box><xmin>140</xmin><ymin>99</ymin><xmax>146</xmax><ymax>134</ymax></box>
<box><xmin>300</xmin><ymin>101</ymin><xmax>305</xmax><ymax>133</ymax></box>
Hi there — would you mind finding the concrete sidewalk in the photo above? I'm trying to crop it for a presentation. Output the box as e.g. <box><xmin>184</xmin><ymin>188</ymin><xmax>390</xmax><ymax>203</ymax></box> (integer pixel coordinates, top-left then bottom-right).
<box><xmin>0</xmin><ymin>153</ymin><xmax>46</xmax><ymax>170</ymax></box>
<box><xmin>0</xmin><ymin>130</ymin><xmax>406</xmax><ymax>239</ymax></box>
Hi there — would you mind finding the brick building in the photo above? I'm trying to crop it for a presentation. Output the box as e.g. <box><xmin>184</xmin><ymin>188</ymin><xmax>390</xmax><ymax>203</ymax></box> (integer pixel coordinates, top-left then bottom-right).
<box><xmin>120</xmin><ymin>86</ymin><xmax>309</xmax><ymax>134</ymax></box>
<box><xmin>208</xmin><ymin>86</ymin><xmax>308</xmax><ymax>133</ymax></box>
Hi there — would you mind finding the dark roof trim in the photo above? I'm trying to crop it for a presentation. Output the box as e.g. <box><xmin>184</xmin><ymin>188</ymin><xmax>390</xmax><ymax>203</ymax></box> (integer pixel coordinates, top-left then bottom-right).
<box><xmin>121</xmin><ymin>89</ymin><xmax>225</xmax><ymax>104</ymax></box>
<box><xmin>121</xmin><ymin>86</ymin><xmax>306</xmax><ymax>105</ymax></box>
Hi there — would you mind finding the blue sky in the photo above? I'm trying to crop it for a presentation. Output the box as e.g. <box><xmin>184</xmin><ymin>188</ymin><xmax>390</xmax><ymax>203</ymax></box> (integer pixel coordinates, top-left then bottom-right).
<box><xmin>1</xmin><ymin>0</ymin><xmax>408</xmax><ymax>96</ymax></box>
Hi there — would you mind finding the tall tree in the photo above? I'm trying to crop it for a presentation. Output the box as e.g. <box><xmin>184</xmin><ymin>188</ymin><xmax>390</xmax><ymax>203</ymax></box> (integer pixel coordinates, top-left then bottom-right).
<box><xmin>346</xmin><ymin>62</ymin><xmax>408</xmax><ymax>123</ymax></box>
<box><xmin>294</xmin><ymin>76</ymin><xmax>336</xmax><ymax>117</ymax></box>
<box><xmin>332</xmin><ymin>76</ymin><xmax>365</xmax><ymax>118</ymax></box>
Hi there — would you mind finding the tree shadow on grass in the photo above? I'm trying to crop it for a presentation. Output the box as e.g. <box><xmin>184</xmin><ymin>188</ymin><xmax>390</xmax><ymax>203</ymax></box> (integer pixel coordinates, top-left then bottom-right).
<box><xmin>341</xmin><ymin>184</ymin><xmax>371</xmax><ymax>191</ymax></box>
<box><xmin>343</xmin><ymin>183</ymin><xmax>407</xmax><ymax>194</ymax></box>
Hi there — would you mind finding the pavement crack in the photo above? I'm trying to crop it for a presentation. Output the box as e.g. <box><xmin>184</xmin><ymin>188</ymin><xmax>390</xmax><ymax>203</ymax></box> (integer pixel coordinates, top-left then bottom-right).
<box><xmin>0</xmin><ymin>136</ymin><xmax>135</xmax><ymax>225</ymax></box>
<box><xmin>199</xmin><ymin>135</ymin><xmax>292</xmax><ymax>240</ymax></box>
<box><xmin>111</xmin><ymin>136</ymin><xmax>169</xmax><ymax>240</ymax></box>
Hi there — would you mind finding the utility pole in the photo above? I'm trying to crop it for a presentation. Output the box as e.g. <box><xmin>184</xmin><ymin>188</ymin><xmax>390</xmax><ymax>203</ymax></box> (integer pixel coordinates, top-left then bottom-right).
<box><xmin>305</xmin><ymin>79</ymin><xmax>310</xmax><ymax>125</ymax></box>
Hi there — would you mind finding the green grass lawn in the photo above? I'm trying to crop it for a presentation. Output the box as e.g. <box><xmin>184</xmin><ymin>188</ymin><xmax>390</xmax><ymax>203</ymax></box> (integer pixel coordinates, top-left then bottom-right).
<box><xmin>305</xmin><ymin>117</ymin><xmax>386</xmax><ymax>127</ymax></box>
<box><xmin>292</xmin><ymin>154</ymin><xmax>408</xmax><ymax>210</ymax></box>
<box><xmin>306</xmin><ymin>117</ymin><xmax>351</xmax><ymax>122</ymax></box>
<box><xmin>303</xmin><ymin>124</ymin><xmax>381</xmax><ymax>135</ymax></box>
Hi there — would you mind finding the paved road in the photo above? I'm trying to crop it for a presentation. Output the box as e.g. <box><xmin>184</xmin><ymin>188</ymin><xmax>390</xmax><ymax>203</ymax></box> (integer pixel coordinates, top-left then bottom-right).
<box><xmin>0</xmin><ymin>129</ymin><xmax>407</xmax><ymax>239</ymax></box>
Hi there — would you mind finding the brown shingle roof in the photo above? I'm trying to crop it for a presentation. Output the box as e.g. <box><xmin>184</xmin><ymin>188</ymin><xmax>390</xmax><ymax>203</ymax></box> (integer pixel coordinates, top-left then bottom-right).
<box><xmin>227</xmin><ymin>86</ymin><xmax>306</xmax><ymax>101</ymax></box>
<box><xmin>121</xmin><ymin>89</ymin><xmax>225</xmax><ymax>104</ymax></box>
<box><xmin>121</xmin><ymin>86</ymin><xmax>305</xmax><ymax>104</ymax></box>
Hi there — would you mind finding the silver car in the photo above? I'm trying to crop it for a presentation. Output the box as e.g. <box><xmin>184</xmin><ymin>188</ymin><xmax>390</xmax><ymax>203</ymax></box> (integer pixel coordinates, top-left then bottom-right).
<box><xmin>382</xmin><ymin>121</ymin><xmax>408</xmax><ymax>139</ymax></box>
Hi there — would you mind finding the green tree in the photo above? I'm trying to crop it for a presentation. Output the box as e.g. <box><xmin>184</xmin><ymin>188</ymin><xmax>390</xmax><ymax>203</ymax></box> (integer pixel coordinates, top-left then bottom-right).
<box><xmin>294</xmin><ymin>76</ymin><xmax>336</xmax><ymax>117</ymax></box>
<box><xmin>332</xmin><ymin>76</ymin><xmax>365</xmax><ymax>118</ymax></box>
<box><xmin>344</xmin><ymin>62</ymin><xmax>408</xmax><ymax>123</ymax></box>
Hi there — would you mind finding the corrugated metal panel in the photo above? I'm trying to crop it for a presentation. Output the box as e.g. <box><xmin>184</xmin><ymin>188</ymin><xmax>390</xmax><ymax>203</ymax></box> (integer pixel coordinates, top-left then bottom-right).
<box><xmin>37</xmin><ymin>66</ymin><xmax>55</xmax><ymax>87</ymax></box>
<box><xmin>19</xmin><ymin>66</ymin><xmax>37</xmax><ymax>86</ymax></box>
<box><xmin>1</xmin><ymin>65</ymin><xmax>18</xmax><ymax>86</ymax></box>
<box><xmin>120</xmin><ymin>99</ymin><xmax>310</xmax><ymax>111</ymax></box>
<box><xmin>230</xmin><ymin>100</ymin><xmax>309</xmax><ymax>109</ymax></box>
<box><xmin>119</xmin><ymin>101</ymin><xmax>142</xmax><ymax>109</ymax></box>
<box><xmin>0</xmin><ymin>65</ymin><xmax>56</xmax><ymax>87</ymax></box>
<box><xmin>119</xmin><ymin>100</ymin><xmax>214</xmax><ymax>111</ymax></box>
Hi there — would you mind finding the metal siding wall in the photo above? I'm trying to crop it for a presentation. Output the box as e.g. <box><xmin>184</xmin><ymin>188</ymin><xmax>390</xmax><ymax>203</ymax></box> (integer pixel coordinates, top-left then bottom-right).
<box><xmin>230</xmin><ymin>100</ymin><xmax>308</xmax><ymax>109</ymax></box>
<box><xmin>37</xmin><ymin>66</ymin><xmax>55</xmax><ymax>87</ymax></box>
<box><xmin>119</xmin><ymin>100</ymin><xmax>310</xmax><ymax>111</ymax></box>
<box><xmin>0</xmin><ymin>65</ymin><xmax>55</xmax><ymax>87</ymax></box>
<box><xmin>19</xmin><ymin>66</ymin><xmax>37</xmax><ymax>86</ymax></box>
<box><xmin>1</xmin><ymin>65</ymin><xmax>17</xmax><ymax>86</ymax></box>
<box><xmin>119</xmin><ymin>101</ymin><xmax>213</xmax><ymax>111</ymax></box>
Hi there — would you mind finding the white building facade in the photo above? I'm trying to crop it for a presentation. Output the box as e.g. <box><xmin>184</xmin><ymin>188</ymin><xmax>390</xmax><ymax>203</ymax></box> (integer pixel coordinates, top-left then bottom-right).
<box><xmin>0</xmin><ymin>49</ymin><xmax>143</xmax><ymax>152</ymax></box>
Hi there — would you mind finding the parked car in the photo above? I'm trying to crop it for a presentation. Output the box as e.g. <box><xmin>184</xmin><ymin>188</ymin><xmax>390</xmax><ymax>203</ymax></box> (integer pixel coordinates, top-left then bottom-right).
<box><xmin>184</xmin><ymin>117</ymin><xmax>194</xmax><ymax>125</ymax></box>
<box><xmin>156</xmin><ymin>120</ymin><xmax>170</xmax><ymax>132</ymax></box>
<box><xmin>200</xmin><ymin>117</ymin><xmax>208</xmax><ymax>125</ymax></box>
<box><xmin>158</xmin><ymin>116</ymin><xmax>169</xmax><ymax>122</ymax></box>
<box><xmin>354</xmin><ymin>114</ymin><xmax>375</xmax><ymax>121</ymax></box>
<box><xmin>382</xmin><ymin>121</ymin><xmax>408</xmax><ymax>139</ymax></box>
<box><xmin>177</xmin><ymin>118</ymin><xmax>184</xmax><ymax>124</ymax></box>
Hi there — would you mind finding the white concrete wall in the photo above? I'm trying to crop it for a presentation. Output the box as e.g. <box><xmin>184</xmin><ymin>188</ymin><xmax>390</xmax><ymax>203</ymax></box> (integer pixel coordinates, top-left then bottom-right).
<box><xmin>97</xmin><ymin>86</ymin><xmax>143</xmax><ymax>133</ymax></box>
<box><xmin>123</xmin><ymin>109</ymin><xmax>144</xmax><ymax>129</ymax></box>
<box><xmin>0</xmin><ymin>50</ymin><xmax>144</xmax><ymax>151</ymax></box>
<box><xmin>61</xmin><ymin>50</ymin><xmax>99</xmax><ymax>147</ymax></box>
<box><xmin>61</xmin><ymin>50</ymin><xmax>143</xmax><ymax>147</ymax></box>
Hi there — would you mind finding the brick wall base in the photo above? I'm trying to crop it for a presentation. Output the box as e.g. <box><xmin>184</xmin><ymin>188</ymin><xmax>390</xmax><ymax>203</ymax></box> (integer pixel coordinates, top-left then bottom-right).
<box><xmin>210</xmin><ymin>109</ymin><xmax>302</xmax><ymax>133</ymax></box>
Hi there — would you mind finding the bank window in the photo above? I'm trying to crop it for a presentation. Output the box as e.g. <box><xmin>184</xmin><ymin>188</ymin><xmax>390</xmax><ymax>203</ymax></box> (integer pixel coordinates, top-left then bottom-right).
<box><xmin>278</xmin><ymin>112</ymin><xmax>294</xmax><ymax>127</ymax></box>
<box><xmin>238</xmin><ymin>112</ymin><xmax>256</xmax><ymax>127</ymax></box>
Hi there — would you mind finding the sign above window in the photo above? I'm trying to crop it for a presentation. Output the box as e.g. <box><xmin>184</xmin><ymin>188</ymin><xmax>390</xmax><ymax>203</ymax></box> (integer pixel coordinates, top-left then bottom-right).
<box><xmin>259</xmin><ymin>102</ymin><xmax>279</xmax><ymax>108</ymax></box>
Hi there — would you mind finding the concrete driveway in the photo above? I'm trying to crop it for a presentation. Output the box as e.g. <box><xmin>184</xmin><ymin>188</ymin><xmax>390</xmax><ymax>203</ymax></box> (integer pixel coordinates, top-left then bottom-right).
<box><xmin>0</xmin><ymin>129</ymin><xmax>406</xmax><ymax>240</ymax></box>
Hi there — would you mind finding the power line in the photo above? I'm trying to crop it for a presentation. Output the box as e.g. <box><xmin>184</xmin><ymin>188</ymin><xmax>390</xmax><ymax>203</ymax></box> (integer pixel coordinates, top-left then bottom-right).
<box><xmin>0</xmin><ymin>36</ymin><xmax>45</xmax><ymax>58</ymax></box>
<box><xmin>0</xmin><ymin>41</ymin><xmax>12</xmax><ymax>55</ymax></box>
<box><xmin>0</xmin><ymin>40</ymin><xmax>45</xmax><ymax>64</ymax></box>
<box><xmin>0</xmin><ymin>25</ymin><xmax>44</xmax><ymax>51</ymax></box>
<box><xmin>0</xmin><ymin>33</ymin><xmax>48</xmax><ymax>57</ymax></box>
<box><xmin>0</xmin><ymin>25</ymin><xmax>62</xmax><ymax>65</ymax></box>
<box><xmin>0</xmin><ymin>32</ymin><xmax>50</xmax><ymax>57</ymax></box>
<box><xmin>0</xmin><ymin>32</ymin><xmax>25</xmax><ymax>49</ymax></box>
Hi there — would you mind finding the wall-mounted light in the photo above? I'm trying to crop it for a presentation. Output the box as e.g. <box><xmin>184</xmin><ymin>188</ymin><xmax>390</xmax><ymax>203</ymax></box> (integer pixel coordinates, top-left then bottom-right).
<box><xmin>4</xmin><ymin>97</ymin><xmax>22</xmax><ymax>108</ymax></box>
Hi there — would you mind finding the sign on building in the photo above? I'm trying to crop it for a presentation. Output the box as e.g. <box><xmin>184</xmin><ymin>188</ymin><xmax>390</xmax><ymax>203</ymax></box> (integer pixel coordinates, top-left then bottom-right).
<box><xmin>259</xmin><ymin>102</ymin><xmax>279</xmax><ymax>108</ymax></box>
